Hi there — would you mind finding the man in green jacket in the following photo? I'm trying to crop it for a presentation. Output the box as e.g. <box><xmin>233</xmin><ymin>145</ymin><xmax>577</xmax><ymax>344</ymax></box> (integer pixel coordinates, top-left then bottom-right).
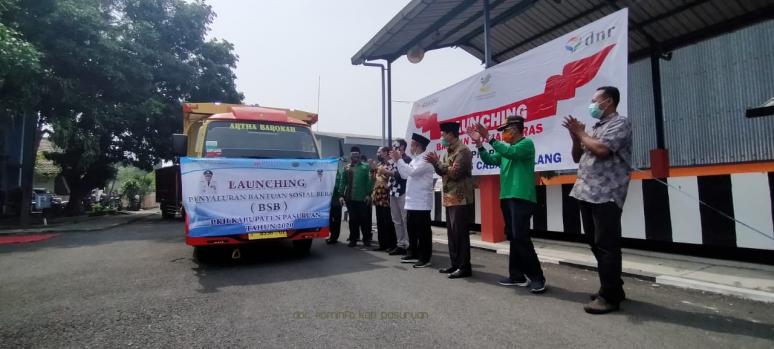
<box><xmin>468</xmin><ymin>115</ymin><xmax>546</xmax><ymax>293</ymax></box>
<box><xmin>339</xmin><ymin>146</ymin><xmax>374</xmax><ymax>247</ymax></box>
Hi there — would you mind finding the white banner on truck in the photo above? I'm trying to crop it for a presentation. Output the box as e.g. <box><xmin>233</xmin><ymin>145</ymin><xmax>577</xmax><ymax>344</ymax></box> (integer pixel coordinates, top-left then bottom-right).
<box><xmin>180</xmin><ymin>157</ymin><xmax>338</xmax><ymax>237</ymax></box>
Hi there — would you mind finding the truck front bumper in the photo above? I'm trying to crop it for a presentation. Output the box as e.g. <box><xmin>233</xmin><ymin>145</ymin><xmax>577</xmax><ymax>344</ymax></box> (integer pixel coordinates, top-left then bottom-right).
<box><xmin>185</xmin><ymin>227</ymin><xmax>330</xmax><ymax>247</ymax></box>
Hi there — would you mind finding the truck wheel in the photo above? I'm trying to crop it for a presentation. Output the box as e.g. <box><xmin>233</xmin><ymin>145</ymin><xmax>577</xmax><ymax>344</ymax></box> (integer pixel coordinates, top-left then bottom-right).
<box><xmin>292</xmin><ymin>239</ymin><xmax>313</xmax><ymax>256</ymax></box>
<box><xmin>193</xmin><ymin>246</ymin><xmax>213</xmax><ymax>263</ymax></box>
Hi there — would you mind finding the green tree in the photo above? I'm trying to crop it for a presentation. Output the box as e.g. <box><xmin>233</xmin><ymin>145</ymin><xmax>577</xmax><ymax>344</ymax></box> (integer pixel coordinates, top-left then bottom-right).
<box><xmin>3</xmin><ymin>0</ymin><xmax>243</xmax><ymax>215</ymax></box>
<box><xmin>115</xmin><ymin>165</ymin><xmax>153</xmax><ymax>197</ymax></box>
<box><xmin>0</xmin><ymin>0</ymin><xmax>41</xmax><ymax>90</ymax></box>
<box><xmin>0</xmin><ymin>0</ymin><xmax>42</xmax><ymax>224</ymax></box>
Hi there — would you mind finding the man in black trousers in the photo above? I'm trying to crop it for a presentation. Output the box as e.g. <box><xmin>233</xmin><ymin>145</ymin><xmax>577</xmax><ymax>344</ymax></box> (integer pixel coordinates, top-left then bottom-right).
<box><xmin>563</xmin><ymin>86</ymin><xmax>632</xmax><ymax>314</ymax></box>
<box><xmin>426</xmin><ymin>122</ymin><xmax>475</xmax><ymax>279</ymax></box>
<box><xmin>393</xmin><ymin>133</ymin><xmax>435</xmax><ymax>268</ymax></box>
<box><xmin>340</xmin><ymin>147</ymin><xmax>374</xmax><ymax>247</ymax></box>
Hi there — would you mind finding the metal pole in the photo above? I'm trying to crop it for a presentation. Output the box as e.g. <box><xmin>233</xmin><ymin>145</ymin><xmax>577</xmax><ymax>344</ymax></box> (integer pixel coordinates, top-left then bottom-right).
<box><xmin>380</xmin><ymin>67</ymin><xmax>385</xmax><ymax>146</ymax></box>
<box><xmin>650</xmin><ymin>53</ymin><xmax>665</xmax><ymax>149</ymax></box>
<box><xmin>386</xmin><ymin>60</ymin><xmax>393</xmax><ymax>145</ymax></box>
<box><xmin>362</xmin><ymin>62</ymin><xmax>386</xmax><ymax>146</ymax></box>
<box><xmin>316</xmin><ymin>76</ymin><xmax>321</xmax><ymax>133</ymax></box>
<box><xmin>483</xmin><ymin>0</ymin><xmax>492</xmax><ymax>68</ymax></box>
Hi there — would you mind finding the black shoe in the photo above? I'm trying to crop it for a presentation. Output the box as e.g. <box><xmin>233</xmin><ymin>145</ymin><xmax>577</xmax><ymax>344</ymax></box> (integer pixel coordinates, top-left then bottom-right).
<box><xmin>498</xmin><ymin>277</ymin><xmax>530</xmax><ymax>287</ymax></box>
<box><xmin>372</xmin><ymin>247</ymin><xmax>387</xmax><ymax>251</ymax></box>
<box><xmin>400</xmin><ymin>255</ymin><xmax>419</xmax><ymax>263</ymax></box>
<box><xmin>448</xmin><ymin>269</ymin><xmax>472</xmax><ymax>279</ymax></box>
<box><xmin>438</xmin><ymin>267</ymin><xmax>456</xmax><ymax>274</ymax></box>
<box><xmin>325</xmin><ymin>239</ymin><xmax>338</xmax><ymax>245</ymax></box>
<box><xmin>591</xmin><ymin>291</ymin><xmax>626</xmax><ymax>302</ymax></box>
<box><xmin>528</xmin><ymin>280</ymin><xmax>547</xmax><ymax>294</ymax></box>
<box><xmin>347</xmin><ymin>242</ymin><xmax>357</xmax><ymax>247</ymax></box>
<box><xmin>584</xmin><ymin>297</ymin><xmax>620</xmax><ymax>314</ymax></box>
<box><xmin>363</xmin><ymin>241</ymin><xmax>372</xmax><ymax>247</ymax></box>
<box><xmin>413</xmin><ymin>261</ymin><xmax>432</xmax><ymax>268</ymax></box>
<box><xmin>385</xmin><ymin>248</ymin><xmax>396</xmax><ymax>253</ymax></box>
<box><xmin>389</xmin><ymin>247</ymin><xmax>407</xmax><ymax>256</ymax></box>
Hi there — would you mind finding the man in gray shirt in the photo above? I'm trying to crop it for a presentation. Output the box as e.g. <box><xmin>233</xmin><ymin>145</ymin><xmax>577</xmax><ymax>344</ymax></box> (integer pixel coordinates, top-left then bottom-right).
<box><xmin>563</xmin><ymin>86</ymin><xmax>632</xmax><ymax>315</ymax></box>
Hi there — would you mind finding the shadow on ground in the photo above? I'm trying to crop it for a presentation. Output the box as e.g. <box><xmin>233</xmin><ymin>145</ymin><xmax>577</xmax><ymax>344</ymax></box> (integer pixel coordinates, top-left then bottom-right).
<box><xmin>190</xmin><ymin>241</ymin><xmax>391</xmax><ymax>294</ymax></box>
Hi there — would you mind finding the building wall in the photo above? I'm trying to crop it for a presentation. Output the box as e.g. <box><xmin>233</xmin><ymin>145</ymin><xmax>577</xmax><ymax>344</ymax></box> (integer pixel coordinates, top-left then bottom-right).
<box><xmin>661</xmin><ymin>20</ymin><xmax>774</xmax><ymax>166</ymax></box>
<box><xmin>432</xmin><ymin>169</ymin><xmax>774</xmax><ymax>252</ymax></box>
<box><xmin>532</xmin><ymin>173</ymin><xmax>774</xmax><ymax>252</ymax></box>
<box><xmin>627</xmin><ymin>20</ymin><xmax>774</xmax><ymax>168</ymax></box>
<box><xmin>316</xmin><ymin>135</ymin><xmax>380</xmax><ymax>161</ymax></box>
<box><xmin>627</xmin><ymin>59</ymin><xmax>657</xmax><ymax>169</ymax></box>
<box><xmin>317</xmin><ymin>135</ymin><xmax>344</xmax><ymax>158</ymax></box>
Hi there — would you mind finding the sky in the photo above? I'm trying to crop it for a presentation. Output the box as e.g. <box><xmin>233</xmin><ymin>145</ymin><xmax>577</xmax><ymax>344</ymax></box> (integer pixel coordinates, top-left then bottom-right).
<box><xmin>204</xmin><ymin>0</ymin><xmax>484</xmax><ymax>138</ymax></box>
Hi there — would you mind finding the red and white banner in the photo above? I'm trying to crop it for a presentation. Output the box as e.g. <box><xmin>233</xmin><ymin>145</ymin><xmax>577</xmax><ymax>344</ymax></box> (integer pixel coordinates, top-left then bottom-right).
<box><xmin>405</xmin><ymin>9</ymin><xmax>628</xmax><ymax>174</ymax></box>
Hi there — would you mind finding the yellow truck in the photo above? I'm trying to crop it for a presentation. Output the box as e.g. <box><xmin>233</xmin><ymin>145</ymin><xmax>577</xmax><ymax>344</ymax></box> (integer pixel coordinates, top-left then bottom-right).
<box><xmin>155</xmin><ymin>103</ymin><xmax>326</xmax><ymax>254</ymax></box>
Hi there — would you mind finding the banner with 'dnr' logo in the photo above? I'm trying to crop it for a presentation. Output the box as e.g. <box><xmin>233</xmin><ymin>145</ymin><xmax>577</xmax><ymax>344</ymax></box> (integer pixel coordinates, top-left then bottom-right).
<box><xmin>180</xmin><ymin>157</ymin><xmax>338</xmax><ymax>237</ymax></box>
<box><xmin>407</xmin><ymin>9</ymin><xmax>628</xmax><ymax>173</ymax></box>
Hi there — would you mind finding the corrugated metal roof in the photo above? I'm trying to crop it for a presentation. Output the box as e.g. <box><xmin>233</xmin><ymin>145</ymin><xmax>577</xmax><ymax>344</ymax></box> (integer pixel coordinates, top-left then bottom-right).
<box><xmin>352</xmin><ymin>0</ymin><xmax>774</xmax><ymax>65</ymax></box>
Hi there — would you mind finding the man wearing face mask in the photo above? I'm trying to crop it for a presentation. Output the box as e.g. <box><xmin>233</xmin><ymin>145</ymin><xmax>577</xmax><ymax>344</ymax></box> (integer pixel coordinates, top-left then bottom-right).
<box><xmin>426</xmin><ymin>121</ymin><xmax>475</xmax><ymax>279</ymax></box>
<box><xmin>340</xmin><ymin>147</ymin><xmax>374</xmax><ymax>248</ymax></box>
<box><xmin>468</xmin><ymin>115</ymin><xmax>546</xmax><ymax>294</ymax></box>
<box><xmin>562</xmin><ymin>86</ymin><xmax>632</xmax><ymax>314</ymax></box>
<box><xmin>386</xmin><ymin>139</ymin><xmax>412</xmax><ymax>256</ymax></box>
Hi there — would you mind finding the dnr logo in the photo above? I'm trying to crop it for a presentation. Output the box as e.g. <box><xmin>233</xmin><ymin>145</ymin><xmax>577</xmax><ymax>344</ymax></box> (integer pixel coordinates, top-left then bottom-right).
<box><xmin>565</xmin><ymin>26</ymin><xmax>616</xmax><ymax>53</ymax></box>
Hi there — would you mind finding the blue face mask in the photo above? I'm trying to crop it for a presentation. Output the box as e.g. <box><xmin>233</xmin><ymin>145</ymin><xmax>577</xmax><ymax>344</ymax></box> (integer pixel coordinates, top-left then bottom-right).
<box><xmin>440</xmin><ymin>139</ymin><xmax>449</xmax><ymax>147</ymax></box>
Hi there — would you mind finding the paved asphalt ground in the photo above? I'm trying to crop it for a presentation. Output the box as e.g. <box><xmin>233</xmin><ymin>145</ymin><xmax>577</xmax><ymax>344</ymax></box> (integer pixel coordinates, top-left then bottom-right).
<box><xmin>1</xmin><ymin>216</ymin><xmax>773</xmax><ymax>348</ymax></box>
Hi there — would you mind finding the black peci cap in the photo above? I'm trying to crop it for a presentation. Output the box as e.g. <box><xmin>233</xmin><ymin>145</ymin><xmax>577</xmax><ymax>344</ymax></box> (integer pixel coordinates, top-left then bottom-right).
<box><xmin>411</xmin><ymin>133</ymin><xmax>430</xmax><ymax>148</ymax></box>
<box><xmin>439</xmin><ymin>121</ymin><xmax>461</xmax><ymax>133</ymax></box>
<box><xmin>497</xmin><ymin>115</ymin><xmax>525</xmax><ymax>131</ymax></box>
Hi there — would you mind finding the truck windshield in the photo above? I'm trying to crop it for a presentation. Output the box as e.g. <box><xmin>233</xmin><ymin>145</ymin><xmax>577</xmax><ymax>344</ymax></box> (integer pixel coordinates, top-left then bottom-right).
<box><xmin>204</xmin><ymin>121</ymin><xmax>319</xmax><ymax>159</ymax></box>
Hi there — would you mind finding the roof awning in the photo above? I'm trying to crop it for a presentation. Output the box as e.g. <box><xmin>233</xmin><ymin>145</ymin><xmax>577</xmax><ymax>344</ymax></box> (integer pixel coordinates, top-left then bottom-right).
<box><xmin>352</xmin><ymin>0</ymin><xmax>774</xmax><ymax>65</ymax></box>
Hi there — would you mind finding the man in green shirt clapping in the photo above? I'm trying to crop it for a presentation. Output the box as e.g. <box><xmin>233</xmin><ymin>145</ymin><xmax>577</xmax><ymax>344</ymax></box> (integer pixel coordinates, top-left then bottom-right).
<box><xmin>340</xmin><ymin>147</ymin><xmax>374</xmax><ymax>247</ymax></box>
<box><xmin>468</xmin><ymin>115</ymin><xmax>547</xmax><ymax>294</ymax></box>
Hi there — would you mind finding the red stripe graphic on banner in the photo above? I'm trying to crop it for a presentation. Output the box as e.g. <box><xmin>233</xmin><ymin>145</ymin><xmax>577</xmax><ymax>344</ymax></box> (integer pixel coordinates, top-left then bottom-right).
<box><xmin>414</xmin><ymin>44</ymin><xmax>615</xmax><ymax>140</ymax></box>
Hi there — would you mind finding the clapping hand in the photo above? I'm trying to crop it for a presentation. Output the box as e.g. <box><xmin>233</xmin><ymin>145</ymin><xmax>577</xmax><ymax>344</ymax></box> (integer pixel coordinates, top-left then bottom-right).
<box><xmin>466</xmin><ymin>125</ymin><xmax>484</xmax><ymax>147</ymax></box>
<box><xmin>474</xmin><ymin>122</ymin><xmax>490</xmax><ymax>140</ymax></box>
<box><xmin>424</xmin><ymin>152</ymin><xmax>439</xmax><ymax>165</ymax></box>
<box><xmin>562</xmin><ymin>115</ymin><xmax>585</xmax><ymax>141</ymax></box>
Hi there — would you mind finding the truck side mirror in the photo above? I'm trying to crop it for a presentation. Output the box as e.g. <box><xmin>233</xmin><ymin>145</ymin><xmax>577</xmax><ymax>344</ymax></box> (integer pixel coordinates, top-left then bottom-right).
<box><xmin>172</xmin><ymin>134</ymin><xmax>188</xmax><ymax>157</ymax></box>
